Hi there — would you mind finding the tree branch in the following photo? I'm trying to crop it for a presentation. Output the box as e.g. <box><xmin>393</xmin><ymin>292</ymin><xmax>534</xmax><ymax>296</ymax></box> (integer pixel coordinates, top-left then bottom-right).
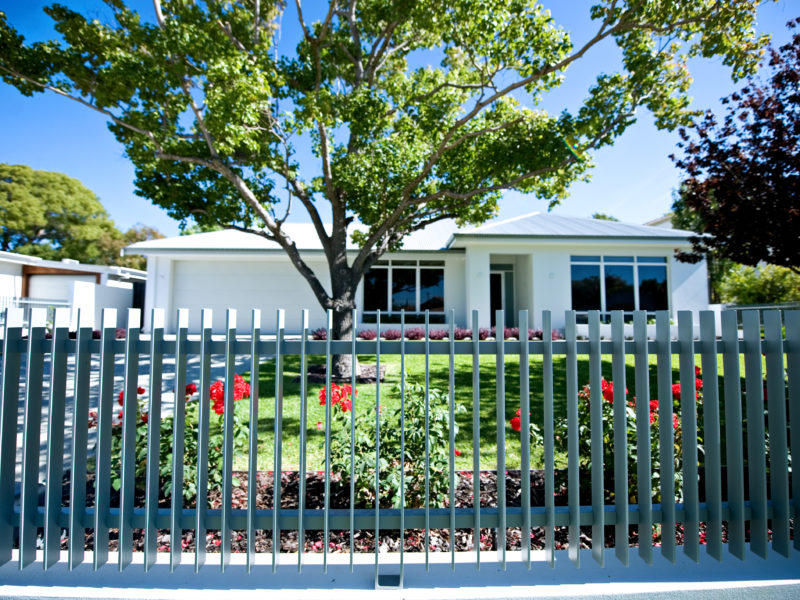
<box><xmin>181</xmin><ymin>78</ymin><xmax>219</xmax><ymax>159</ymax></box>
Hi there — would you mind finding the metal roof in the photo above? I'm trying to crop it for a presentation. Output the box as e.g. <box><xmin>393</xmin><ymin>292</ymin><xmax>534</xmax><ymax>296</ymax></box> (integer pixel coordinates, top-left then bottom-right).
<box><xmin>450</xmin><ymin>211</ymin><xmax>695</xmax><ymax>241</ymax></box>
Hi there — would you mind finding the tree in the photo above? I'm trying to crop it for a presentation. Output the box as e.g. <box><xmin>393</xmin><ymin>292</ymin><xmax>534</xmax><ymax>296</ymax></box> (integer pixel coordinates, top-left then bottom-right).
<box><xmin>591</xmin><ymin>212</ymin><xmax>619</xmax><ymax>221</ymax></box>
<box><xmin>0</xmin><ymin>1</ymin><xmax>768</xmax><ymax>374</ymax></box>
<box><xmin>672</xmin><ymin>19</ymin><xmax>800</xmax><ymax>275</ymax></box>
<box><xmin>0</xmin><ymin>163</ymin><xmax>121</xmax><ymax>263</ymax></box>
<box><xmin>719</xmin><ymin>264</ymin><xmax>800</xmax><ymax>305</ymax></box>
<box><xmin>96</xmin><ymin>223</ymin><xmax>165</xmax><ymax>270</ymax></box>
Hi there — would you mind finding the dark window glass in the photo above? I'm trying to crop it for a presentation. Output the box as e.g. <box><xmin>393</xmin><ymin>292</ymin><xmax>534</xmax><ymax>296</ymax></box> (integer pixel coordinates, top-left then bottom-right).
<box><xmin>363</xmin><ymin>268</ymin><xmax>387</xmax><ymax>311</ymax></box>
<box><xmin>392</xmin><ymin>260</ymin><xmax>416</xmax><ymax>266</ymax></box>
<box><xmin>419</xmin><ymin>269</ymin><xmax>444</xmax><ymax>312</ymax></box>
<box><xmin>605</xmin><ymin>265</ymin><xmax>635</xmax><ymax>311</ymax></box>
<box><xmin>638</xmin><ymin>265</ymin><xmax>668</xmax><ymax>311</ymax></box>
<box><xmin>392</xmin><ymin>268</ymin><xmax>416</xmax><ymax>311</ymax></box>
<box><xmin>637</xmin><ymin>256</ymin><xmax>667</xmax><ymax>263</ymax></box>
<box><xmin>604</xmin><ymin>256</ymin><xmax>634</xmax><ymax>263</ymax></box>
<box><xmin>571</xmin><ymin>265</ymin><xmax>601</xmax><ymax>311</ymax></box>
<box><xmin>419</xmin><ymin>260</ymin><xmax>445</xmax><ymax>266</ymax></box>
<box><xmin>571</xmin><ymin>255</ymin><xmax>600</xmax><ymax>262</ymax></box>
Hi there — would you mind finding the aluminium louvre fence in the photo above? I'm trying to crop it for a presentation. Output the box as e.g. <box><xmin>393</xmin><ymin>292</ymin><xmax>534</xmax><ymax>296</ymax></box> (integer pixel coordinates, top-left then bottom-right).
<box><xmin>0</xmin><ymin>305</ymin><xmax>797</xmax><ymax>587</ymax></box>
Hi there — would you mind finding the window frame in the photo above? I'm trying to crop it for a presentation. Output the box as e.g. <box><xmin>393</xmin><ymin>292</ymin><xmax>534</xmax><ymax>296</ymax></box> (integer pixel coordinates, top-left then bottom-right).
<box><xmin>570</xmin><ymin>255</ymin><xmax>669</xmax><ymax>322</ymax></box>
<box><xmin>362</xmin><ymin>259</ymin><xmax>445</xmax><ymax>321</ymax></box>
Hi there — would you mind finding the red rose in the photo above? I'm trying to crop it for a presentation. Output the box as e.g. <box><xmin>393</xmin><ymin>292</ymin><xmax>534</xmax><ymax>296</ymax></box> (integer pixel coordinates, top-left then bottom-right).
<box><xmin>118</xmin><ymin>391</ymin><xmax>124</xmax><ymax>406</ymax></box>
<box><xmin>137</xmin><ymin>386</ymin><xmax>146</xmax><ymax>395</ymax></box>
<box><xmin>454</xmin><ymin>448</ymin><xmax>461</xmax><ymax>456</ymax></box>
<box><xmin>672</xmin><ymin>414</ymin><xmax>680</xmax><ymax>429</ymax></box>
<box><xmin>671</xmin><ymin>383</ymin><xmax>681</xmax><ymax>400</ymax></box>
<box><xmin>185</xmin><ymin>383</ymin><xmax>197</xmax><ymax>396</ymax></box>
<box><xmin>510</xmin><ymin>416</ymin><xmax>521</xmax><ymax>431</ymax></box>
<box><xmin>649</xmin><ymin>400</ymin><xmax>659</xmax><ymax>411</ymax></box>
<box><xmin>210</xmin><ymin>381</ymin><xmax>225</xmax><ymax>403</ymax></box>
<box><xmin>695</xmin><ymin>378</ymin><xmax>703</xmax><ymax>391</ymax></box>
<box><xmin>141</xmin><ymin>413</ymin><xmax>148</xmax><ymax>424</ymax></box>
<box><xmin>695</xmin><ymin>365</ymin><xmax>701</xmax><ymax>376</ymax></box>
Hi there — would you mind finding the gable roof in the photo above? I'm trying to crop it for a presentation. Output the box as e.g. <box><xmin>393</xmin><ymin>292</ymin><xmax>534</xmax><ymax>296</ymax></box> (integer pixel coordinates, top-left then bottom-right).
<box><xmin>450</xmin><ymin>211</ymin><xmax>694</xmax><ymax>241</ymax></box>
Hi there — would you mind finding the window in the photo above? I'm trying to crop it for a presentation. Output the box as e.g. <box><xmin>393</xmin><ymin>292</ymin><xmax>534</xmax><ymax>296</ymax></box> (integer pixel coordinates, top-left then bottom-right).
<box><xmin>362</xmin><ymin>260</ymin><xmax>445</xmax><ymax>323</ymax></box>
<box><xmin>570</xmin><ymin>256</ymin><xmax>668</xmax><ymax>321</ymax></box>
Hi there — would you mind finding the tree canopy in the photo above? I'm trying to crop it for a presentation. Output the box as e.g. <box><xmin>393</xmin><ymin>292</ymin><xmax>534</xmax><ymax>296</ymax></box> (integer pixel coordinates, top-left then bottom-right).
<box><xmin>0</xmin><ymin>0</ymin><xmax>771</xmax><ymax>338</ymax></box>
<box><xmin>672</xmin><ymin>19</ymin><xmax>800</xmax><ymax>274</ymax></box>
<box><xmin>0</xmin><ymin>163</ymin><xmax>161</xmax><ymax>267</ymax></box>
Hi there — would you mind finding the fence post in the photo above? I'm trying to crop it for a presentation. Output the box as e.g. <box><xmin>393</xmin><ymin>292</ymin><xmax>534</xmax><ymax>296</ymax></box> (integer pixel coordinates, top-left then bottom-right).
<box><xmin>633</xmin><ymin>310</ymin><xmax>652</xmax><ymax>565</ymax></box>
<box><xmin>588</xmin><ymin>310</ymin><xmax>604</xmax><ymax>567</ymax></box>
<box><xmin>565</xmin><ymin>311</ymin><xmax>580</xmax><ymax>568</ymax></box>
<box><xmin>611</xmin><ymin>311</ymin><xmax>628</xmax><ymax>565</ymax></box>
<box><xmin>221</xmin><ymin>309</ymin><xmax>237</xmax><ymax>571</ymax></box>
<box><xmin>170</xmin><ymin>308</ymin><xmax>189</xmax><ymax>572</ymax></box>
<box><xmin>144</xmin><ymin>308</ymin><xmax>165</xmax><ymax>571</ymax></box>
<box><xmin>786</xmin><ymin>311</ymin><xmax>800</xmax><ymax>552</ymax></box>
<box><xmin>247</xmin><ymin>308</ymin><xmax>261</xmax><ymax>572</ymax></box>
<box><xmin>194</xmin><ymin>309</ymin><xmax>213</xmax><ymax>572</ymax></box>
<box><xmin>677</xmin><ymin>311</ymin><xmax>699</xmax><ymax>562</ymax></box>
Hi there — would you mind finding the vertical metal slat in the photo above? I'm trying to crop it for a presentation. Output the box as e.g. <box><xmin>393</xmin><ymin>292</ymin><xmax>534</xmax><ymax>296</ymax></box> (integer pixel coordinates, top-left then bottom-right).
<box><xmin>0</xmin><ymin>308</ymin><xmax>22</xmax><ymax>566</ymax></box>
<box><xmin>272</xmin><ymin>309</ymin><xmax>284</xmax><ymax>572</ymax></box>
<box><xmin>195</xmin><ymin>309</ymin><xmax>213</xmax><ymax>572</ymax></box>
<box><xmin>495</xmin><ymin>310</ymin><xmax>506</xmax><ymax>569</ymax></box>
<box><xmin>543</xmin><ymin>311</ymin><xmax>555</xmax><ymax>567</ymax></box>
<box><xmin>699</xmin><ymin>311</ymin><xmax>722</xmax><ymax>561</ymax></box>
<box><xmin>247</xmin><ymin>309</ymin><xmax>261</xmax><ymax>572</ymax></box>
<box><xmin>588</xmin><ymin>310</ymin><xmax>604</xmax><ymax>567</ymax></box>
<box><xmin>68</xmin><ymin>312</ymin><xmax>92</xmax><ymax>569</ymax></box>
<box><xmin>323</xmin><ymin>309</ymin><xmax>332</xmax><ymax>572</ymax></box>
<box><xmin>471</xmin><ymin>310</ymin><xmax>481</xmax><ymax>570</ymax></box>
<box><xmin>424</xmin><ymin>311</ymin><xmax>431</xmax><ymax>571</ymax></box>
<box><xmin>519</xmin><ymin>310</ymin><xmax>531</xmax><ymax>569</ymax></box>
<box><xmin>742</xmin><ymin>310</ymin><xmax>768</xmax><ymax>558</ymax></box>
<box><xmin>449</xmin><ymin>310</ymin><xmax>457</xmax><ymax>570</ymax></box>
<box><xmin>94</xmin><ymin>308</ymin><xmax>118</xmax><ymax>570</ymax></box>
<box><xmin>221</xmin><ymin>309</ymin><xmax>237</xmax><ymax>571</ymax></box>
<box><xmin>611</xmin><ymin>311</ymin><xmax>628</xmax><ymax>566</ymax></box>
<box><xmin>144</xmin><ymin>309</ymin><xmax>165</xmax><ymax>571</ymax></box>
<box><xmin>677</xmin><ymin>311</ymin><xmax>699</xmax><ymax>562</ymax></box>
<box><xmin>44</xmin><ymin>308</ymin><xmax>68</xmax><ymax>569</ymax></box>
<box><xmin>763</xmin><ymin>310</ymin><xmax>790</xmax><ymax>557</ymax></box>
<box><xmin>656</xmin><ymin>311</ymin><xmax>675</xmax><ymax>563</ymax></box>
<box><xmin>19</xmin><ymin>309</ymin><xmax>47</xmax><ymax>568</ymax></box>
<box><xmin>633</xmin><ymin>311</ymin><xmax>652</xmax><ymax>565</ymax></box>
<box><xmin>170</xmin><ymin>309</ymin><xmax>189</xmax><ymax>572</ymax></box>
<box><xmin>784</xmin><ymin>310</ymin><xmax>800</xmax><ymax>552</ymax></box>
<box><xmin>350</xmin><ymin>308</ymin><xmax>357</xmax><ymax>573</ymax></box>
<box><xmin>721</xmin><ymin>310</ymin><xmax>745</xmax><ymax>559</ymax></box>
<box><xmin>565</xmin><ymin>311</ymin><xmax>580</xmax><ymax>568</ymax></box>
<box><xmin>297</xmin><ymin>310</ymin><xmax>309</xmax><ymax>572</ymax></box>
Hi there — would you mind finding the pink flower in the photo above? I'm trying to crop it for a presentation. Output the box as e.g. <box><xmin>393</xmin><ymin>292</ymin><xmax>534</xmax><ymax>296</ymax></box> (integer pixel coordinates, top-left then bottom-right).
<box><xmin>673</xmin><ymin>414</ymin><xmax>680</xmax><ymax>429</ymax></box>
<box><xmin>315</xmin><ymin>421</ymin><xmax>323</xmax><ymax>431</ymax></box>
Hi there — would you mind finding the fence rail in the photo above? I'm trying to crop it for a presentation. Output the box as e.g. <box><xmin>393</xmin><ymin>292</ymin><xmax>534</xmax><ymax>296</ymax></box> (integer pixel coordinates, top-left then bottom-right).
<box><xmin>0</xmin><ymin>306</ymin><xmax>797</xmax><ymax>589</ymax></box>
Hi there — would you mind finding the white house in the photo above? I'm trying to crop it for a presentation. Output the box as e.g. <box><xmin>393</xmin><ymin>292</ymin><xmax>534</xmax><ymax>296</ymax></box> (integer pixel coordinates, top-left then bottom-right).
<box><xmin>124</xmin><ymin>212</ymin><xmax>708</xmax><ymax>333</ymax></box>
<box><xmin>0</xmin><ymin>251</ymin><xmax>146</xmax><ymax>329</ymax></box>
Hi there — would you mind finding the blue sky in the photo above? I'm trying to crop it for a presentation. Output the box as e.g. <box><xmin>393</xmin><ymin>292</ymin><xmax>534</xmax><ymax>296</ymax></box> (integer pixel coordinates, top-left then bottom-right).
<box><xmin>0</xmin><ymin>1</ymin><xmax>796</xmax><ymax>237</ymax></box>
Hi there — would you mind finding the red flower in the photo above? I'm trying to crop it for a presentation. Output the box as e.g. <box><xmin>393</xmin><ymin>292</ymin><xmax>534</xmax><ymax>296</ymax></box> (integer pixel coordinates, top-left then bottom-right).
<box><xmin>672</xmin><ymin>414</ymin><xmax>680</xmax><ymax>429</ymax></box>
<box><xmin>454</xmin><ymin>448</ymin><xmax>461</xmax><ymax>456</ymax></box>
<box><xmin>137</xmin><ymin>386</ymin><xmax>146</xmax><ymax>395</ymax></box>
<box><xmin>601</xmin><ymin>378</ymin><xmax>613</xmax><ymax>402</ymax></box>
<box><xmin>318</xmin><ymin>383</ymin><xmax>354</xmax><ymax>412</ymax></box>
<box><xmin>695</xmin><ymin>365</ymin><xmax>701</xmax><ymax>376</ymax></box>
<box><xmin>649</xmin><ymin>400</ymin><xmax>659</xmax><ymax>411</ymax></box>
<box><xmin>649</xmin><ymin>412</ymin><xmax>657</xmax><ymax>424</ymax></box>
<box><xmin>695</xmin><ymin>378</ymin><xmax>703</xmax><ymax>391</ymax></box>
<box><xmin>118</xmin><ymin>391</ymin><xmax>124</xmax><ymax>406</ymax></box>
<box><xmin>315</xmin><ymin>421</ymin><xmax>323</xmax><ymax>431</ymax></box>
<box><xmin>185</xmin><ymin>383</ymin><xmax>197</xmax><ymax>396</ymax></box>
<box><xmin>510</xmin><ymin>416</ymin><xmax>521</xmax><ymax>431</ymax></box>
<box><xmin>671</xmin><ymin>383</ymin><xmax>681</xmax><ymax>400</ymax></box>
<box><xmin>141</xmin><ymin>413</ymin><xmax>149</xmax><ymax>424</ymax></box>
<box><xmin>210</xmin><ymin>380</ymin><xmax>225</xmax><ymax>402</ymax></box>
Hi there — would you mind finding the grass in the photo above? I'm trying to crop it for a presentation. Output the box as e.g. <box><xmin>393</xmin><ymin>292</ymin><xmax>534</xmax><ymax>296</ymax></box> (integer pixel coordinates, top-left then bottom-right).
<box><xmin>234</xmin><ymin>351</ymin><xmax>727</xmax><ymax>473</ymax></box>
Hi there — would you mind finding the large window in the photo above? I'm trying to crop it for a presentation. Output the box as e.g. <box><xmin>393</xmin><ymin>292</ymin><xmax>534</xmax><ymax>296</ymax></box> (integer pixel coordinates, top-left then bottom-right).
<box><xmin>570</xmin><ymin>255</ymin><xmax>668</xmax><ymax>321</ymax></box>
<box><xmin>363</xmin><ymin>260</ymin><xmax>445</xmax><ymax>323</ymax></box>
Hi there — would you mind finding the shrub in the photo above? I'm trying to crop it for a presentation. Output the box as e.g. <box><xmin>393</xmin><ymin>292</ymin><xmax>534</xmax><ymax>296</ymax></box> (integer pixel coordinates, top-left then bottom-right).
<box><xmin>328</xmin><ymin>383</ymin><xmax>464</xmax><ymax>508</ymax></box>
<box><xmin>381</xmin><ymin>328</ymin><xmax>401</xmax><ymax>340</ymax></box>
<box><xmin>358</xmin><ymin>329</ymin><xmax>377</xmax><ymax>340</ymax></box>
<box><xmin>453</xmin><ymin>327</ymin><xmax>472</xmax><ymax>340</ymax></box>
<box><xmin>404</xmin><ymin>327</ymin><xmax>425</xmax><ymax>340</ymax></box>
<box><xmin>311</xmin><ymin>328</ymin><xmax>327</xmax><ymax>340</ymax></box>
<box><xmin>551</xmin><ymin>329</ymin><xmax>564</xmax><ymax>340</ymax></box>
<box><xmin>528</xmin><ymin>329</ymin><xmax>543</xmax><ymax>340</ymax></box>
<box><xmin>428</xmin><ymin>328</ymin><xmax>448</xmax><ymax>340</ymax></box>
<box><xmin>720</xmin><ymin>263</ymin><xmax>800</xmax><ymax>304</ymax></box>
<box><xmin>478</xmin><ymin>327</ymin><xmax>491</xmax><ymax>340</ymax></box>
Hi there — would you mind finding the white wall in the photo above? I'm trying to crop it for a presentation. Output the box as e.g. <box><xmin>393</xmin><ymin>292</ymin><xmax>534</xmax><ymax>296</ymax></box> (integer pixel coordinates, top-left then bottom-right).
<box><xmin>0</xmin><ymin>261</ymin><xmax>22</xmax><ymax>299</ymax></box>
<box><xmin>671</xmin><ymin>256</ymin><xmax>710</xmax><ymax>317</ymax></box>
<box><xmin>29</xmin><ymin>274</ymin><xmax>96</xmax><ymax>301</ymax></box>
<box><xmin>69</xmin><ymin>280</ymin><xmax>134</xmax><ymax>330</ymax></box>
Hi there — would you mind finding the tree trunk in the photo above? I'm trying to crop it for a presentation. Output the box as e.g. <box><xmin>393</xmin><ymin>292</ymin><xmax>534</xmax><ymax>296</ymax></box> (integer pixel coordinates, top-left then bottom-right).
<box><xmin>331</xmin><ymin>302</ymin><xmax>359</xmax><ymax>379</ymax></box>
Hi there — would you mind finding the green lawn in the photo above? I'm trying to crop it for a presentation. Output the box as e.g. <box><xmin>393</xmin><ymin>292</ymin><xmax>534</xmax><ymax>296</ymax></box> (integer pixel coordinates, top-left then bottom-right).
<box><xmin>235</xmin><ymin>351</ymin><xmax>725</xmax><ymax>472</ymax></box>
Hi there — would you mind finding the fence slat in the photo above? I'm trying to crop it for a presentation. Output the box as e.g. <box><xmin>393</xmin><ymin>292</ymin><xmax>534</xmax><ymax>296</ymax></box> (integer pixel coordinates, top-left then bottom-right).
<box><xmin>588</xmin><ymin>310</ymin><xmax>604</xmax><ymax>567</ymax></box>
<box><xmin>565</xmin><ymin>311</ymin><xmax>580</xmax><ymax>568</ymax></box>
<box><xmin>94</xmin><ymin>309</ymin><xmax>117</xmax><ymax>570</ymax></box>
<box><xmin>611</xmin><ymin>311</ymin><xmax>629</xmax><ymax>565</ymax></box>
<box><xmin>170</xmin><ymin>309</ymin><xmax>189</xmax><ymax>572</ymax></box>
<box><xmin>784</xmin><ymin>310</ymin><xmax>800</xmax><ymax>550</ymax></box>
<box><xmin>195</xmin><ymin>309</ymin><xmax>213</xmax><ymax>572</ymax></box>
<box><xmin>68</xmin><ymin>313</ymin><xmax>92</xmax><ymax>569</ymax></box>
<box><xmin>449</xmin><ymin>310</ymin><xmax>457</xmax><ymax>570</ymax></box>
<box><xmin>763</xmin><ymin>310</ymin><xmax>790</xmax><ymax>557</ymax></box>
<box><xmin>399</xmin><ymin>312</ymin><xmax>407</xmax><ymax>580</ymax></box>
<box><xmin>699</xmin><ymin>311</ymin><xmax>722</xmax><ymax>561</ymax></box>
<box><xmin>376</xmin><ymin>310</ymin><xmax>384</xmax><ymax>578</ymax></box>
<box><xmin>495</xmin><ymin>309</ymin><xmax>506</xmax><ymax>569</ymax></box>
<box><xmin>19</xmin><ymin>309</ymin><xmax>46</xmax><ymax>568</ymax></box>
<box><xmin>0</xmin><ymin>308</ymin><xmax>22</xmax><ymax>566</ymax></box>
<box><xmin>471</xmin><ymin>310</ymin><xmax>481</xmax><ymax>570</ymax></box>
<box><xmin>633</xmin><ymin>311</ymin><xmax>652</xmax><ymax>565</ymax></box>
<box><xmin>786</xmin><ymin>311</ymin><xmax>800</xmax><ymax>552</ymax></box>
<box><xmin>118</xmin><ymin>309</ymin><xmax>141</xmax><ymax>571</ymax></box>
<box><xmin>297</xmin><ymin>310</ymin><xmax>309</xmax><ymax>572</ymax></box>
<box><xmin>323</xmin><ymin>309</ymin><xmax>333</xmax><ymax>573</ymax></box>
<box><xmin>656</xmin><ymin>311</ymin><xmax>675</xmax><ymax>563</ymax></box>
<box><xmin>721</xmin><ymin>310</ymin><xmax>745</xmax><ymax>559</ymax></box>
<box><xmin>144</xmin><ymin>309</ymin><xmax>165</xmax><ymax>571</ymax></box>
<box><xmin>222</xmin><ymin>309</ymin><xmax>238</xmax><ymax>571</ymax></box>
<box><xmin>44</xmin><ymin>309</ymin><xmax>68</xmax><ymax>569</ymax></box>
<box><xmin>543</xmin><ymin>311</ymin><xmax>555</xmax><ymax>567</ymax></box>
<box><xmin>519</xmin><ymin>310</ymin><xmax>531</xmax><ymax>569</ymax></box>
<box><xmin>742</xmin><ymin>310</ymin><xmax>768</xmax><ymax>558</ymax></box>
<box><xmin>678</xmin><ymin>311</ymin><xmax>699</xmax><ymax>562</ymax></box>
<box><xmin>271</xmin><ymin>309</ymin><xmax>283</xmax><ymax>572</ymax></box>
<box><xmin>350</xmin><ymin>308</ymin><xmax>357</xmax><ymax>573</ymax></box>
<box><xmin>247</xmin><ymin>309</ymin><xmax>261</xmax><ymax>572</ymax></box>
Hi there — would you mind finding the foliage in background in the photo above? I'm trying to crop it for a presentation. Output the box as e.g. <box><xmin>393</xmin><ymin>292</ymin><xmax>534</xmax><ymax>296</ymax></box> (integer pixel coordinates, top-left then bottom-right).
<box><xmin>0</xmin><ymin>163</ymin><xmax>162</xmax><ymax>268</ymax></box>
<box><xmin>672</xmin><ymin>20</ymin><xmax>800</xmax><ymax>275</ymax></box>
<box><xmin>719</xmin><ymin>264</ymin><xmax>800</xmax><ymax>304</ymax></box>
<box><xmin>590</xmin><ymin>212</ymin><xmax>619</xmax><ymax>221</ymax></box>
<box><xmin>0</xmin><ymin>1</ymin><xmax>770</xmax><ymax>351</ymax></box>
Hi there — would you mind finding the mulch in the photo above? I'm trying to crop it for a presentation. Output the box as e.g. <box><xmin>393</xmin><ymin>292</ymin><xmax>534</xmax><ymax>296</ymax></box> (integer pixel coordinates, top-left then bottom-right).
<box><xmin>49</xmin><ymin>469</ymin><xmax>723</xmax><ymax>555</ymax></box>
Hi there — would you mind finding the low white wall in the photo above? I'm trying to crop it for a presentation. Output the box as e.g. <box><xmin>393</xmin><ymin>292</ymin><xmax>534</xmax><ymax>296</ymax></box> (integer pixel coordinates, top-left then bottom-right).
<box><xmin>0</xmin><ymin>261</ymin><xmax>22</xmax><ymax>299</ymax></box>
<box><xmin>69</xmin><ymin>280</ymin><xmax>134</xmax><ymax>330</ymax></box>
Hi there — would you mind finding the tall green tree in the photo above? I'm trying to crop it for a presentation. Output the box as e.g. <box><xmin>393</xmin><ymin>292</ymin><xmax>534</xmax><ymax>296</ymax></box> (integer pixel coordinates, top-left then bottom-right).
<box><xmin>0</xmin><ymin>1</ymin><xmax>770</xmax><ymax>372</ymax></box>
<box><xmin>0</xmin><ymin>163</ymin><xmax>121</xmax><ymax>263</ymax></box>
